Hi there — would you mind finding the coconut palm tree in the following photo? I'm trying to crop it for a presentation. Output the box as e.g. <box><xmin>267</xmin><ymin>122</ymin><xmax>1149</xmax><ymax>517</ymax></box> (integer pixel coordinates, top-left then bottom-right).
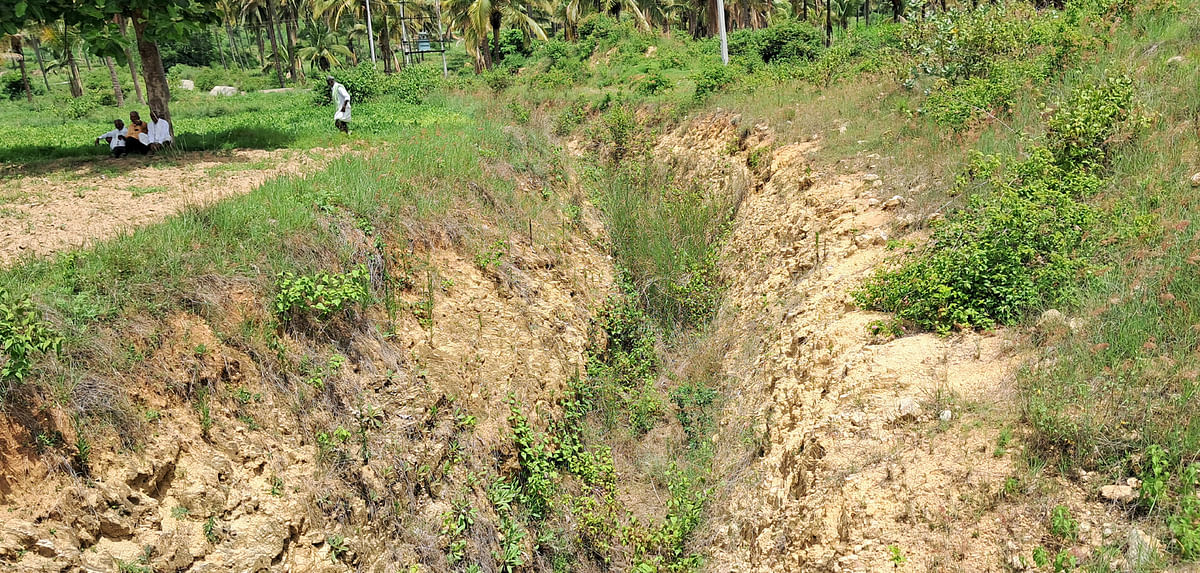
<box><xmin>299</xmin><ymin>20</ymin><xmax>354</xmax><ymax>70</ymax></box>
<box><xmin>443</xmin><ymin>0</ymin><xmax>550</xmax><ymax>71</ymax></box>
<box><xmin>39</xmin><ymin>21</ymin><xmax>84</xmax><ymax>97</ymax></box>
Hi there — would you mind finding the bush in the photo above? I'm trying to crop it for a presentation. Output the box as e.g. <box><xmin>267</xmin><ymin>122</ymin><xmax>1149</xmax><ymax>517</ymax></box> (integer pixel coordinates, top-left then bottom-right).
<box><xmin>314</xmin><ymin>62</ymin><xmax>387</xmax><ymax>105</ymax></box>
<box><xmin>692</xmin><ymin>62</ymin><xmax>735</xmax><ymax>102</ymax></box>
<box><xmin>729</xmin><ymin>20</ymin><xmax>823</xmax><ymax>65</ymax></box>
<box><xmin>0</xmin><ymin>288</ymin><xmax>62</xmax><ymax>387</ymax></box>
<box><xmin>482</xmin><ymin>67</ymin><xmax>513</xmax><ymax>92</ymax></box>
<box><xmin>1</xmin><ymin>73</ymin><xmax>42</xmax><ymax>100</ymax></box>
<box><xmin>61</xmin><ymin>96</ymin><xmax>99</xmax><ymax>120</ymax></box>
<box><xmin>274</xmin><ymin>265</ymin><xmax>370</xmax><ymax>323</ymax></box>
<box><xmin>856</xmin><ymin>77</ymin><xmax>1136</xmax><ymax>332</ymax></box>
<box><xmin>634</xmin><ymin>68</ymin><xmax>672</xmax><ymax>95</ymax></box>
<box><xmin>391</xmin><ymin>65</ymin><xmax>442</xmax><ymax>104</ymax></box>
<box><xmin>497</xmin><ymin>28</ymin><xmax>530</xmax><ymax>65</ymax></box>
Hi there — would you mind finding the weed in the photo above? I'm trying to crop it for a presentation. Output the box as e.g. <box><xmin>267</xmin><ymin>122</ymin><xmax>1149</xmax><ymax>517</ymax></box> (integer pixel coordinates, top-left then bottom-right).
<box><xmin>74</xmin><ymin>433</ymin><xmax>91</xmax><ymax>476</ymax></box>
<box><xmin>274</xmin><ymin>265</ymin><xmax>370</xmax><ymax>323</ymax></box>
<box><xmin>171</xmin><ymin>506</ymin><xmax>189</xmax><ymax>519</ymax></box>
<box><xmin>1049</xmin><ymin>505</ymin><xmax>1078</xmax><ymax>541</ymax></box>
<box><xmin>128</xmin><ymin>185</ymin><xmax>168</xmax><ymax>198</ymax></box>
<box><xmin>0</xmin><ymin>287</ymin><xmax>62</xmax><ymax>389</ymax></box>
<box><xmin>203</xmin><ymin>516</ymin><xmax>220</xmax><ymax>544</ymax></box>
<box><xmin>888</xmin><ymin>544</ymin><xmax>907</xmax><ymax>565</ymax></box>
<box><xmin>328</xmin><ymin>534</ymin><xmax>349</xmax><ymax>562</ymax></box>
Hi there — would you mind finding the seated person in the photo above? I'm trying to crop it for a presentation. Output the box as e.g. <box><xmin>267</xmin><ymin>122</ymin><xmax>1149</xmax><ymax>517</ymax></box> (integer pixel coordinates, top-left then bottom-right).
<box><xmin>148</xmin><ymin>112</ymin><xmax>173</xmax><ymax>151</ymax></box>
<box><xmin>96</xmin><ymin>119</ymin><xmax>127</xmax><ymax>158</ymax></box>
<box><xmin>123</xmin><ymin>111</ymin><xmax>151</xmax><ymax>155</ymax></box>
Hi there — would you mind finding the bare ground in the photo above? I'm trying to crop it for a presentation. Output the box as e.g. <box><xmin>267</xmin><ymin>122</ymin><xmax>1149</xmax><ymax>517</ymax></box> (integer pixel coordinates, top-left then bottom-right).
<box><xmin>0</xmin><ymin>146</ymin><xmax>349</xmax><ymax>264</ymax></box>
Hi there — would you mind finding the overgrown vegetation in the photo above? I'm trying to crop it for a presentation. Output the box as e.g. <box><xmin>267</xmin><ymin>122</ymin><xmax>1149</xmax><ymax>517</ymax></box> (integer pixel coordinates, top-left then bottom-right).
<box><xmin>856</xmin><ymin>75</ymin><xmax>1139</xmax><ymax>332</ymax></box>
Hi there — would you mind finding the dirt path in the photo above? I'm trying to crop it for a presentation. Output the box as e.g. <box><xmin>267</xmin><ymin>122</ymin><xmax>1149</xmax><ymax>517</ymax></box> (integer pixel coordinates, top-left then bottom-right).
<box><xmin>653</xmin><ymin>115</ymin><xmax>1135</xmax><ymax>572</ymax></box>
<box><xmin>0</xmin><ymin>147</ymin><xmax>343</xmax><ymax>264</ymax></box>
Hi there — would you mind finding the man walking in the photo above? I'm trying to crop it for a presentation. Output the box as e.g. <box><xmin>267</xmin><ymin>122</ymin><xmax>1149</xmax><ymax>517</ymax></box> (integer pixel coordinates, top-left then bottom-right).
<box><xmin>327</xmin><ymin>76</ymin><xmax>351</xmax><ymax>134</ymax></box>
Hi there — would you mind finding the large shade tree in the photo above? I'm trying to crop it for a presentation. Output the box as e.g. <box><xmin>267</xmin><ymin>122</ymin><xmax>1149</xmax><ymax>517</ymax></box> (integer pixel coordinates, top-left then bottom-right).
<box><xmin>2</xmin><ymin>0</ymin><xmax>219</xmax><ymax>125</ymax></box>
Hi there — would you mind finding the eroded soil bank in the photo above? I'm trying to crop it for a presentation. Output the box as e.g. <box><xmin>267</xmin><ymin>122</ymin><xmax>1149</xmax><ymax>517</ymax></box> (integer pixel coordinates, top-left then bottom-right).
<box><xmin>0</xmin><ymin>114</ymin><xmax>1140</xmax><ymax>572</ymax></box>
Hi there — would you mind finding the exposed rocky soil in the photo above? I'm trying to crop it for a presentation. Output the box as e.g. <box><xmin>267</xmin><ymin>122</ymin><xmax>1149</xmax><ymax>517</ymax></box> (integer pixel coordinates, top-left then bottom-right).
<box><xmin>653</xmin><ymin>114</ymin><xmax>1138</xmax><ymax>572</ymax></box>
<box><xmin>0</xmin><ymin>113</ymin><xmax>1150</xmax><ymax>572</ymax></box>
<box><xmin>0</xmin><ymin>201</ymin><xmax>613</xmax><ymax>571</ymax></box>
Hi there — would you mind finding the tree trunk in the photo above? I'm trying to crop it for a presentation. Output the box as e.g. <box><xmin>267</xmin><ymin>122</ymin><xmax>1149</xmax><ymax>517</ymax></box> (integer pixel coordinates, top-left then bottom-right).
<box><xmin>66</xmin><ymin>48</ymin><xmax>84</xmax><ymax>98</ymax></box>
<box><xmin>226</xmin><ymin>27</ymin><xmax>242</xmax><ymax>70</ymax></box>
<box><xmin>30</xmin><ymin>37</ymin><xmax>51</xmax><ymax>93</ymax></box>
<box><xmin>893</xmin><ymin>0</ymin><xmax>901</xmax><ymax>21</ymax></box>
<box><xmin>489</xmin><ymin>10</ymin><xmax>501</xmax><ymax>65</ymax></box>
<box><xmin>254</xmin><ymin>25</ymin><xmax>266</xmax><ymax>67</ymax></box>
<box><xmin>104</xmin><ymin>57</ymin><xmax>125</xmax><ymax>107</ymax></box>
<box><xmin>707</xmin><ymin>0</ymin><xmax>718</xmax><ymax>35</ymax></box>
<box><xmin>824</xmin><ymin>0</ymin><xmax>832</xmax><ymax>47</ymax></box>
<box><xmin>82</xmin><ymin>49</ymin><xmax>92</xmax><ymax>71</ymax></box>
<box><xmin>865</xmin><ymin>0</ymin><xmax>870</xmax><ymax>26</ymax></box>
<box><xmin>117</xmin><ymin>16</ymin><xmax>146</xmax><ymax>105</ymax></box>
<box><xmin>215</xmin><ymin>29</ymin><xmax>228</xmax><ymax>70</ymax></box>
<box><xmin>132</xmin><ymin>13</ymin><xmax>172</xmax><ymax>126</ymax></box>
<box><xmin>284</xmin><ymin>2</ymin><xmax>299</xmax><ymax>79</ymax></box>
<box><xmin>11</xmin><ymin>36</ymin><xmax>32</xmax><ymax>102</ymax></box>
<box><xmin>266</xmin><ymin>0</ymin><xmax>286</xmax><ymax>88</ymax></box>
<box><xmin>802</xmin><ymin>0</ymin><xmax>808</xmax><ymax>21</ymax></box>
<box><xmin>380</xmin><ymin>11</ymin><xmax>393</xmax><ymax>73</ymax></box>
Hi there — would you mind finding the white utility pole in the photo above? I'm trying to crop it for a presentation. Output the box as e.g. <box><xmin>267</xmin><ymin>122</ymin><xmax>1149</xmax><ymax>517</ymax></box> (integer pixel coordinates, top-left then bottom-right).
<box><xmin>365</xmin><ymin>0</ymin><xmax>378</xmax><ymax>63</ymax></box>
<box><xmin>716</xmin><ymin>0</ymin><xmax>729</xmax><ymax>65</ymax></box>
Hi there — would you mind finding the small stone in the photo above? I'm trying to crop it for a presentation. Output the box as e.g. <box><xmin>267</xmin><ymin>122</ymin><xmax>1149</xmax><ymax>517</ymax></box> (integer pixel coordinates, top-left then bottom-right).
<box><xmin>863</xmin><ymin>173</ymin><xmax>880</xmax><ymax>182</ymax></box>
<box><xmin>180</xmin><ymin>79</ymin><xmax>195</xmax><ymax>90</ymax></box>
<box><xmin>896</xmin><ymin>397</ymin><xmax>920</xmax><ymax>420</ymax></box>
<box><xmin>1127</xmin><ymin>529</ymin><xmax>1162</xmax><ymax>569</ymax></box>
<box><xmin>1167</xmin><ymin>55</ymin><xmax>1185</xmax><ymax>65</ymax></box>
<box><xmin>1100</xmin><ymin>484</ymin><xmax>1136</xmax><ymax>503</ymax></box>
<box><xmin>939</xmin><ymin>409</ymin><xmax>952</xmax><ymax>422</ymax></box>
<box><xmin>881</xmin><ymin>195</ymin><xmax>905</xmax><ymax>210</ymax></box>
<box><xmin>1191</xmin><ymin>172</ymin><xmax>1200</xmax><ymax>187</ymax></box>
<box><xmin>867</xmin><ymin>198</ymin><xmax>880</xmax><ymax>207</ymax></box>
<box><xmin>1127</xmin><ymin>477</ymin><xmax>1142</xmax><ymax>488</ymax></box>
<box><xmin>33</xmin><ymin>539</ymin><xmax>56</xmax><ymax>558</ymax></box>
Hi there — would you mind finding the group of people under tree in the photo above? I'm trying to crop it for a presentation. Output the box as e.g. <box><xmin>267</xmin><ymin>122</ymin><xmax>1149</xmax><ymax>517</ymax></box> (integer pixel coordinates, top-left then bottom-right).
<box><xmin>92</xmin><ymin>77</ymin><xmax>348</xmax><ymax>160</ymax></box>
<box><xmin>95</xmin><ymin>111</ymin><xmax>172</xmax><ymax>158</ymax></box>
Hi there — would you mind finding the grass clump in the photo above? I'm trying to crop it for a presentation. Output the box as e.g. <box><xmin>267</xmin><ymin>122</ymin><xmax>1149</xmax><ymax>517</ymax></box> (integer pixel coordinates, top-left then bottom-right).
<box><xmin>856</xmin><ymin>76</ymin><xmax>1138</xmax><ymax>333</ymax></box>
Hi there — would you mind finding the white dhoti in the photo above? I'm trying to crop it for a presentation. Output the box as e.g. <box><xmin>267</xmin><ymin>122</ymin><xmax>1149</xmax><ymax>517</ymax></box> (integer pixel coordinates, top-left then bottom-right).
<box><xmin>332</xmin><ymin>82</ymin><xmax>352</xmax><ymax>123</ymax></box>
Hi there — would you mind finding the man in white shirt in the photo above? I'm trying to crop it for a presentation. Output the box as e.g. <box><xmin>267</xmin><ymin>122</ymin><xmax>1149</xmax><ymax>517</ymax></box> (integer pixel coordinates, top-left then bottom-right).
<box><xmin>95</xmin><ymin>119</ymin><xmax>128</xmax><ymax>158</ymax></box>
<box><xmin>327</xmin><ymin>76</ymin><xmax>351</xmax><ymax>134</ymax></box>
<box><xmin>148</xmin><ymin>112</ymin><xmax>173</xmax><ymax>151</ymax></box>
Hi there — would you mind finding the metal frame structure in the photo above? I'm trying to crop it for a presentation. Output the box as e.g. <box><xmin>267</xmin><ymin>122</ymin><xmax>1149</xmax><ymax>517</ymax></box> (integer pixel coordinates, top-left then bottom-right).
<box><xmin>396</xmin><ymin>0</ymin><xmax>450</xmax><ymax>77</ymax></box>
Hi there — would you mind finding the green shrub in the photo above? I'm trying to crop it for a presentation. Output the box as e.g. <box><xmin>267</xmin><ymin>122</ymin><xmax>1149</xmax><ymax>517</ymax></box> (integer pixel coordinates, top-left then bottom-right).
<box><xmin>390</xmin><ymin>65</ymin><xmax>442</xmax><ymax>104</ymax></box>
<box><xmin>692</xmin><ymin>62</ymin><xmax>735</xmax><ymax>102</ymax></box>
<box><xmin>856</xmin><ymin>77</ymin><xmax>1135</xmax><ymax>332</ymax></box>
<box><xmin>634</xmin><ymin>68</ymin><xmax>673</xmax><ymax>95</ymax></box>
<box><xmin>0</xmin><ymin>288</ymin><xmax>62</xmax><ymax>386</ymax></box>
<box><xmin>1</xmin><ymin>73</ymin><xmax>41</xmax><ymax>100</ymax></box>
<box><xmin>482</xmin><ymin>67</ymin><xmax>513</xmax><ymax>92</ymax></box>
<box><xmin>1049</xmin><ymin>505</ymin><xmax>1078</xmax><ymax>541</ymax></box>
<box><xmin>729</xmin><ymin>20</ymin><xmax>823</xmax><ymax>65</ymax></box>
<box><xmin>273</xmin><ymin>265</ymin><xmax>370</xmax><ymax>322</ymax></box>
